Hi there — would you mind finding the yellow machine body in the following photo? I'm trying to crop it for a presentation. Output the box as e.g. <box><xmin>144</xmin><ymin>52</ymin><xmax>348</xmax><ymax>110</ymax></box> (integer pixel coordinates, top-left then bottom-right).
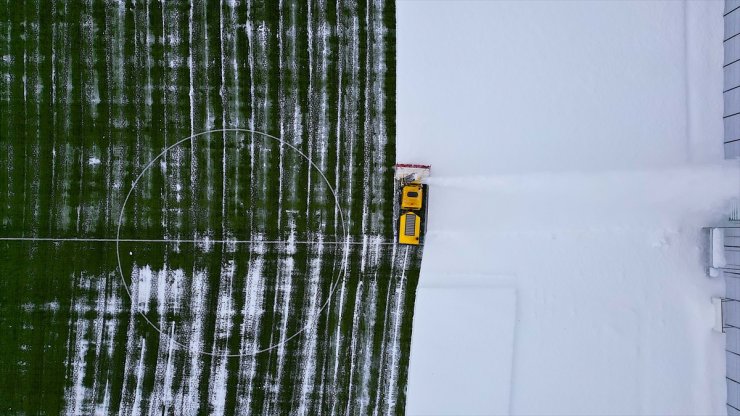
<box><xmin>401</xmin><ymin>183</ymin><xmax>423</xmax><ymax>211</ymax></box>
<box><xmin>398</xmin><ymin>211</ymin><xmax>421</xmax><ymax>245</ymax></box>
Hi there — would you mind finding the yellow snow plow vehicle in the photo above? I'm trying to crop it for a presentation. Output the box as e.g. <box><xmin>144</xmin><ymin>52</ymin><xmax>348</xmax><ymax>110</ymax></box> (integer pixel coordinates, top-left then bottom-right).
<box><xmin>395</xmin><ymin>164</ymin><xmax>430</xmax><ymax>246</ymax></box>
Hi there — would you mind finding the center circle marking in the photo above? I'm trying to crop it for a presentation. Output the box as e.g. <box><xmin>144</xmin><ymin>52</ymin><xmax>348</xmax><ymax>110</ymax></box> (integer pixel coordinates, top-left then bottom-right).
<box><xmin>115</xmin><ymin>128</ymin><xmax>348</xmax><ymax>357</ymax></box>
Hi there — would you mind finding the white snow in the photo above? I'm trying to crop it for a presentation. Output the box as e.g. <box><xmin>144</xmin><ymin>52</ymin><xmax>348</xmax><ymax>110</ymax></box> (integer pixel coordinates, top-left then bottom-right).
<box><xmin>399</xmin><ymin>1</ymin><xmax>735</xmax><ymax>415</ymax></box>
<box><xmin>407</xmin><ymin>285</ymin><xmax>516</xmax><ymax>416</ymax></box>
<box><xmin>207</xmin><ymin>260</ymin><xmax>236</xmax><ymax>416</ymax></box>
<box><xmin>131</xmin><ymin>338</ymin><xmax>147</xmax><ymax>416</ymax></box>
<box><xmin>134</xmin><ymin>265</ymin><xmax>154</xmax><ymax>313</ymax></box>
<box><xmin>176</xmin><ymin>269</ymin><xmax>208</xmax><ymax>414</ymax></box>
<box><xmin>235</xmin><ymin>237</ymin><xmax>266</xmax><ymax>415</ymax></box>
<box><xmin>295</xmin><ymin>239</ymin><xmax>324</xmax><ymax>416</ymax></box>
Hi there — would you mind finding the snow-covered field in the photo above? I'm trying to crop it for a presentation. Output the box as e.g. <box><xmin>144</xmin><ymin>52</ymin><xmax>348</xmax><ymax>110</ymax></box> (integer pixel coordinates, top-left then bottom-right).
<box><xmin>399</xmin><ymin>1</ymin><xmax>737</xmax><ymax>414</ymax></box>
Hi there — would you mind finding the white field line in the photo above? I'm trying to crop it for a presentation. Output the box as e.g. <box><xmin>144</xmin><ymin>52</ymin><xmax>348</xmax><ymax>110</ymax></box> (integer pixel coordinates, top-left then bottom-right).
<box><xmin>0</xmin><ymin>236</ymin><xmax>402</xmax><ymax>245</ymax></box>
<box><xmin>113</xmin><ymin>124</ymin><xmax>351</xmax><ymax>357</ymax></box>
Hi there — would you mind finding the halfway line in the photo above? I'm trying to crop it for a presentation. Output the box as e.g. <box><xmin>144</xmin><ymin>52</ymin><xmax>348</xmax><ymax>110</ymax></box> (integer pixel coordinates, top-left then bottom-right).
<box><xmin>0</xmin><ymin>237</ymin><xmax>400</xmax><ymax>245</ymax></box>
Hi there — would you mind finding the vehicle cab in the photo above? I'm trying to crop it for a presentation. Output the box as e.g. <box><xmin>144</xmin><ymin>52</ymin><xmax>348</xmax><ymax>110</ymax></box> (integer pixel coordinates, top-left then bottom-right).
<box><xmin>401</xmin><ymin>183</ymin><xmax>423</xmax><ymax>211</ymax></box>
